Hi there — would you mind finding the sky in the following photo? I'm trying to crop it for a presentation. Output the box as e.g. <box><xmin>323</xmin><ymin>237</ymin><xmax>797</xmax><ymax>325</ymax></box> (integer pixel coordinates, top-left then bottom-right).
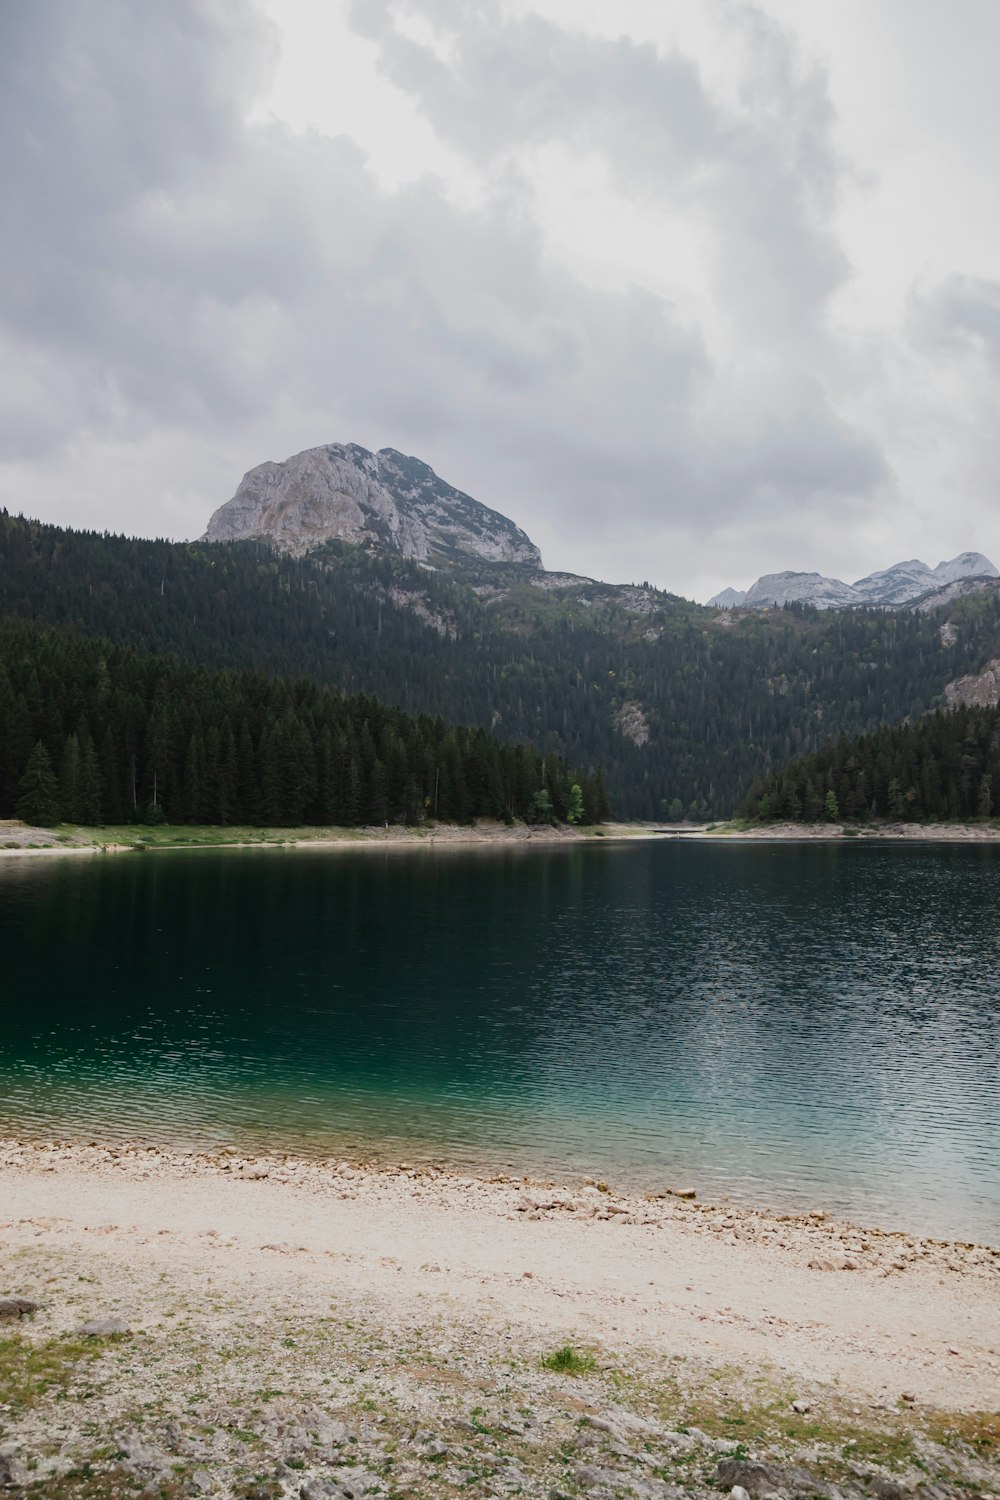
<box><xmin>2</xmin><ymin>1</ymin><xmax>999</xmax><ymax>602</ymax></box>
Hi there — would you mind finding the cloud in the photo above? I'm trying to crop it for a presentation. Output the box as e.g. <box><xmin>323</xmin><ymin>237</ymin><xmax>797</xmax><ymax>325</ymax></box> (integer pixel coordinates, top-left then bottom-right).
<box><xmin>0</xmin><ymin>0</ymin><xmax>915</xmax><ymax>594</ymax></box>
<box><xmin>910</xmin><ymin>275</ymin><xmax>1000</xmax><ymax>373</ymax></box>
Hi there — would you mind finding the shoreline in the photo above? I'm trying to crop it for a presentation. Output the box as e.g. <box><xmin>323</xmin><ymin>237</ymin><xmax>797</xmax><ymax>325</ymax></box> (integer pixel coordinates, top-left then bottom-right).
<box><xmin>2</xmin><ymin>1135</ymin><xmax>998</xmax><ymax>1497</ymax></box>
<box><xmin>2</xmin><ymin>1136</ymin><xmax>998</xmax><ymax>1384</ymax></box>
<box><xmin>4</xmin><ymin>815</ymin><xmax>1000</xmax><ymax>858</ymax></box>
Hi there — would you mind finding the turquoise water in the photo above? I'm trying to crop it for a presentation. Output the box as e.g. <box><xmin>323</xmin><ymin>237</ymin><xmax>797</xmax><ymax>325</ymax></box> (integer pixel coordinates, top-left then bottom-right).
<box><xmin>1</xmin><ymin>841</ymin><xmax>998</xmax><ymax>1240</ymax></box>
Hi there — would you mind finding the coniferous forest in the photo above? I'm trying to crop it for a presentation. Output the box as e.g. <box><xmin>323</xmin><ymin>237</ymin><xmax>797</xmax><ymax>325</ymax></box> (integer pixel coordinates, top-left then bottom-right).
<box><xmin>0</xmin><ymin>618</ymin><xmax>607</xmax><ymax>829</ymax></box>
<box><xmin>739</xmin><ymin>704</ymin><xmax>1000</xmax><ymax>823</ymax></box>
<box><xmin>4</xmin><ymin>511</ymin><xmax>1000</xmax><ymax>819</ymax></box>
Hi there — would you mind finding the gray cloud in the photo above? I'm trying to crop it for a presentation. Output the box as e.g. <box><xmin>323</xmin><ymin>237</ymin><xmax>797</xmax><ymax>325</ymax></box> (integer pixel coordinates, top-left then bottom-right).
<box><xmin>910</xmin><ymin>275</ymin><xmax>1000</xmax><ymax>371</ymax></box>
<box><xmin>0</xmin><ymin>0</ymin><xmax>889</xmax><ymax>590</ymax></box>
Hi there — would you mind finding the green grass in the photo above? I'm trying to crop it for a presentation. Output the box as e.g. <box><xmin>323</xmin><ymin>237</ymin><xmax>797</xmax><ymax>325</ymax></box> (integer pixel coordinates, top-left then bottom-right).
<box><xmin>0</xmin><ymin>1333</ymin><xmax>99</xmax><ymax>1415</ymax></box>
<box><xmin>539</xmin><ymin>1345</ymin><xmax>597</xmax><ymax>1376</ymax></box>
<box><xmin>61</xmin><ymin>822</ymin><xmax>376</xmax><ymax>850</ymax></box>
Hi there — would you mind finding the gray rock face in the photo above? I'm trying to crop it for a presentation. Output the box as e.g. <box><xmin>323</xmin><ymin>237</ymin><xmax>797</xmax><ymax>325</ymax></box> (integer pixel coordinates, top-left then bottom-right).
<box><xmin>744</xmin><ymin>571</ymin><xmax>863</xmax><ymax>610</ymax></box>
<box><xmin>944</xmin><ymin>657</ymin><xmax>1000</xmax><ymax>709</ymax></box>
<box><xmin>710</xmin><ymin>552</ymin><xmax>998</xmax><ymax>612</ymax></box>
<box><xmin>707</xmin><ymin>586</ymin><xmax>748</xmax><ymax>609</ymax></box>
<box><xmin>203</xmin><ymin>443</ymin><xmax>542</xmax><ymax>568</ymax></box>
<box><xmin>854</xmin><ymin>552</ymin><xmax>998</xmax><ymax>605</ymax></box>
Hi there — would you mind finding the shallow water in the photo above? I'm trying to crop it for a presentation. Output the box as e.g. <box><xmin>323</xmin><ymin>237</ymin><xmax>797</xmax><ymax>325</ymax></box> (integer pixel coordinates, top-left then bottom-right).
<box><xmin>1</xmin><ymin>840</ymin><xmax>998</xmax><ymax>1239</ymax></box>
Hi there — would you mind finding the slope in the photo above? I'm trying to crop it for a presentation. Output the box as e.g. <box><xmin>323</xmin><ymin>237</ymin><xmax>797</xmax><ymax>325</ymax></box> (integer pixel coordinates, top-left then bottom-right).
<box><xmin>4</xmin><ymin>512</ymin><xmax>1000</xmax><ymax>819</ymax></box>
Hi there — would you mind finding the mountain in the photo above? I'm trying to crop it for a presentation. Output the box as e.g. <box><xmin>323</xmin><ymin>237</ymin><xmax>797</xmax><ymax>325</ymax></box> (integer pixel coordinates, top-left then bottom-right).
<box><xmin>851</xmin><ymin>559</ymin><xmax>933</xmax><ymax>606</ymax></box>
<box><xmin>204</xmin><ymin>443</ymin><xmax>542</xmax><ymax>568</ymax></box>
<box><xmin>742</xmin><ymin>571</ymin><xmax>864</xmax><ymax>610</ymax></box>
<box><xmin>6</xmin><ymin>508</ymin><xmax>1000</xmax><ymax>821</ymax></box>
<box><xmin>708</xmin><ymin>586</ymin><xmax>747</xmax><ymax>609</ymax></box>
<box><xmin>710</xmin><ymin>552</ymin><xmax>998</xmax><ymax>611</ymax></box>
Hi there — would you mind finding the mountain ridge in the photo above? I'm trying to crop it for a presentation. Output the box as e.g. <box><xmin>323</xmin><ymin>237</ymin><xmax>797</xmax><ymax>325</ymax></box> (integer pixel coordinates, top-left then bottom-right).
<box><xmin>709</xmin><ymin>552</ymin><xmax>998</xmax><ymax>611</ymax></box>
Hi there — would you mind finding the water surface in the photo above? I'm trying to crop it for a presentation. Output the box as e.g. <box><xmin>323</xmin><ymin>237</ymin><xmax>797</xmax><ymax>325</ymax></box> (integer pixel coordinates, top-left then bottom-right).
<box><xmin>2</xmin><ymin>841</ymin><xmax>998</xmax><ymax>1240</ymax></box>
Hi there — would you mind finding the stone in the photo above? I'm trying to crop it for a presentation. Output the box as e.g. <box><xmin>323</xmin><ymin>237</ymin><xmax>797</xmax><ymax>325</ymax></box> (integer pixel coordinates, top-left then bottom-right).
<box><xmin>188</xmin><ymin>1472</ymin><xmax>215</xmax><ymax>1494</ymax></box>
<box><xmin>331</xmin><ymin>1468</ymin><xmax>381</xmax><ymax>1498</ymax></box>
<box><xmin>790</xmin><ymin>1399</ymin><xmax>811</xmax><ymax>1414</ymax></box>
<box><xmin>0</xmin><ymin>1298</ymin><xmax>40</xmax><ymax>1321</ymax></box>
<box><xmin>716</xmin><ymin>1458</ymin><xmax>832</xmax><ymax>1497</ymax></box>
<box><xmin>871</xmin><ymin>1480</ymin><xmax>905</xmax><ymax>1500</ymax></box>
<box><xmin>311</xmin><ymin>1419</ymin><xmax>353</xmax><ymax>1448</ymax></box>
<box><xmin>730</xmin><ymin>1488</ymin><xmax>752</xmax><ymax>1500</ymax></box>
<box><xmin>0</xmin><ymin>1452</ymin><xmax>25</xmax><ymax>1486</ymax></box>
<box><xmin>300</xmin><ymin>1482</ymin><xmax>343</xmax><ymax>1500</ymax></box>
<box><xmin>77</xmin><ymin>1317</ymin><xmax>129</xmax><ymax>1336</ymax></box>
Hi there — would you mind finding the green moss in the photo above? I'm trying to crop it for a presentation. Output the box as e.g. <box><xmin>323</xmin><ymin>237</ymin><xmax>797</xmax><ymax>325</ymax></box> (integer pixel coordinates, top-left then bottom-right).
<box><xmin>0</xmin><ymin>1333</ymin><xmax>98</xmax><ymax>1415</ymax></box>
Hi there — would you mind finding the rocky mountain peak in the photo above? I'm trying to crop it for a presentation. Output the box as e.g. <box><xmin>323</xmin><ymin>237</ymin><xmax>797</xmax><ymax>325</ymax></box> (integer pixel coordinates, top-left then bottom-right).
<box><xmin>203</xmin><ymin>443</ymin><xmax>542</xmax><ymax>568</ymax></box>
<box><xmin>709</xmin><ymin>551</ymin><xmax>998</xmax><ymax>611</ymax></box>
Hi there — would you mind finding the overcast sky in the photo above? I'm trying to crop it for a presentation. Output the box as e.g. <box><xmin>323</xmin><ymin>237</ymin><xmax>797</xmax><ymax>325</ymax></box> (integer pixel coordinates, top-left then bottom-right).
<box><xmin>3</xmin><ymin>0</ymin><xmax>999</xmax><ymax>601</ymax></box>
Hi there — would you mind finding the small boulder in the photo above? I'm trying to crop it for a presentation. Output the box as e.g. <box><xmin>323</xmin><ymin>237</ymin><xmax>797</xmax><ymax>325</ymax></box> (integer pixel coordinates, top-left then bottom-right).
<box><xmin>0</xmin><ymin>1453</ymin><xmax>25</xmax><ymax>1486</ymax></box>
<box><xmin>300</xmin><ymin>1481</ymin><xmax>342</xmax><ymax>1500</ymax></box>
<box><xmin>717</xmin><ymin>1458</ymin><xmax>831</xmax><ymax>1497</ymax></box>
<box><xmin>77</xmin><ymin>1317</ymin><xmax>129</xmax><ymax>1336</ymax></box>
<box><xmin>0</xmin><ymin>1298</ymin><xmax>40</xmax><ymax>1322</ymax></box>
<box><xmin>871</xmin><ymin>1480</ymin><xmax>906</xmax><ymax>1500</ymax></box>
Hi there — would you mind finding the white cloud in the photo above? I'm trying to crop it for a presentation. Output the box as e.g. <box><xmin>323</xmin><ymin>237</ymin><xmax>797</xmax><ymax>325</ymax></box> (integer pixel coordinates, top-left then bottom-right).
<box><xmin>1</xmin><ymin>0</ymin><xmax>997</xmax><ymax>599</ymax></box>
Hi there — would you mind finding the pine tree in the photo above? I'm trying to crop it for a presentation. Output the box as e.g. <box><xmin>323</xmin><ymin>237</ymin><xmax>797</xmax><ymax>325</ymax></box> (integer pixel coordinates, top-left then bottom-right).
<box><xmin>17</xmin><ymin>742</ymin><xmax>60</xmax><ymax>826</ymax></box>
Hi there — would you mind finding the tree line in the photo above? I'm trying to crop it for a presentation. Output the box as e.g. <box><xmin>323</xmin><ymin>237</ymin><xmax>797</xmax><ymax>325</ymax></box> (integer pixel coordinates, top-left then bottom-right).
<box><xmin>739</xmin><ymin>703</ymin><xmax>1000</xmax><ymax>823</ymax></box>
<box><xmin>4</xmin><ymin>512</ymin><xmax>1000</xmax><ymax>818</ymax></box>
<box><xmin>1</xmin><ymin>618</ymin><xmax>609</xmax><ymax>828</ymax></box>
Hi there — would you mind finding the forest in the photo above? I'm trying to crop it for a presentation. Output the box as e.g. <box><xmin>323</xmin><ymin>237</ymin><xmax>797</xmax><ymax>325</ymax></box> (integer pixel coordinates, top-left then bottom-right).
<box><xmin>3</xmin><ymin>511</ymin><xmax>1000</xmax><ymax>818</ymax></box>
<box><xmin>739</xmin><ymin>703</ymin><xmax>1000</xmax><ymax>823</ymax></box>
<box><xmin>0</xmin><ymin>617</ymin><xmax>607</xmax><ymax>829</ymax></box>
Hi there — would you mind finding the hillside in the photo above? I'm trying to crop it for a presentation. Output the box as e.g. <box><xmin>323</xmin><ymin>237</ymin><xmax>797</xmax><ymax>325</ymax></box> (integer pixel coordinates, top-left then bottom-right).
<box><xmin>5</xmin><ymin>511</ymin><xmax>1000</xmax><ymax>818</ymax></box>
<box><xmin>0</xmin><ymin>616</ymin><xmax>598</xmax><ymax>828</ymax></box>
<box><xmin>739</xmin><ymin>701</ymin><xmax>1000</xmax><ymax>823</ymax></box>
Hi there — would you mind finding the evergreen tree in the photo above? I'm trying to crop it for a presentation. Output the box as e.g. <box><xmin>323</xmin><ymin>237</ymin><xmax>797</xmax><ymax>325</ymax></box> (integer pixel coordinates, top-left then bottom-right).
<box><xmin>17</xmin><ymin>741</ymin><xmax>60</xmax><ymax>825</ymax></box>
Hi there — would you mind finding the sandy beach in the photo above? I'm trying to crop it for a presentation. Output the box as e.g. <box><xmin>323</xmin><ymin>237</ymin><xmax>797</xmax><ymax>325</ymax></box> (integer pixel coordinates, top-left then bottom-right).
<box><xmin>1</xmin><ymin>1139</ymin><xmax>997</xmax><ymax>1498</ymax></box>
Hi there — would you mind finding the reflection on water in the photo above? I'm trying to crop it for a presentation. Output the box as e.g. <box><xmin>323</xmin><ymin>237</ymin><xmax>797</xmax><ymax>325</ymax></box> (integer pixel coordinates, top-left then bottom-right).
<box><xmin>1</xmin><ymin>841</ymin><xmax>998</xmax><ymax>1240</ymax></box>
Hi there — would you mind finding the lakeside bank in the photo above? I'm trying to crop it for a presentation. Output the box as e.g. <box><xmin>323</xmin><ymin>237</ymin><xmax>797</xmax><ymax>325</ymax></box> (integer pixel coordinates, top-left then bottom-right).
<box><xmin>1</xmin><ymin>1136</ymin><xmax>998</xmax><ymax>1498</ymax></box>
<box><xmin>4</xmin><ymin>815</ymin><xmax>1000</xmax><ymax>858</ymax></box>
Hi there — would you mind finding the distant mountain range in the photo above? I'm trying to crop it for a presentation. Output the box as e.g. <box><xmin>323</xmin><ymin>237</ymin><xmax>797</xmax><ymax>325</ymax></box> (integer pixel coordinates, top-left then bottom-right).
<box><xmin>708</xmin><ymin>553</ymin><xmax>999</xmax><ymax>611</ymax></box>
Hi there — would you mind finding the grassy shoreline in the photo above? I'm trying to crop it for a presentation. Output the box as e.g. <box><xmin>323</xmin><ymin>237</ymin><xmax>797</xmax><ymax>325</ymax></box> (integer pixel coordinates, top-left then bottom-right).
<box><xmin>4</xmin><ymin>815</ymin><xmax>1000</xmax><ymax>858</ymax></box>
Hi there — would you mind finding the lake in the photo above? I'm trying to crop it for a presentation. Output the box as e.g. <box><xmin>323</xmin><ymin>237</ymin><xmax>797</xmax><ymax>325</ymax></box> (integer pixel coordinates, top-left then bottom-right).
<box><xmin>1</xmin><ymin>840</ymin><xmax>998</xmax><ymax>1240</ymax></box>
